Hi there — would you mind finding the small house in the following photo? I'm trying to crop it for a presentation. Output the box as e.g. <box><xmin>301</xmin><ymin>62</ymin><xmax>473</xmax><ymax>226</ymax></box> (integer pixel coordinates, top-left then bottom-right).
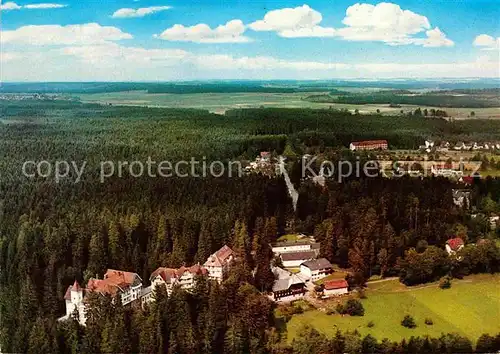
<box><xmin>271</xmin><ymin>267</ymin><xmax>307</xmax><ymax>302</ymax></box>
<box><xmin>300</xmin><ymin>258</ymin><xmax>333</xmax><ymax>281</ymax></box>
<box><xmin>323</xmin><ymin>279</ymin><xmax>349</xmax><ymax>298</ymax></box>
<box><xmin>280</xmin><ymin>251</ymin><xmax>316</xmax><ymax>268</ymax></box>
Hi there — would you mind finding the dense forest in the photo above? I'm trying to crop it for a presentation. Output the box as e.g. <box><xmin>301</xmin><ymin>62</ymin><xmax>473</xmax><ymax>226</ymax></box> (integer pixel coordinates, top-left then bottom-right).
<box><xmin>305</xmin><ymin>91</ymin><xmax>500</xmax><ymax>108</ymax></box>
<box><xmin>0</xmin><ymin>101</ymin><xmax>499</xmax><ymax>353</ymax></box>
<box><xmin>1</xmin><ymin>79</ymin><xmax>499</xmax><ymax>94</ymax></box>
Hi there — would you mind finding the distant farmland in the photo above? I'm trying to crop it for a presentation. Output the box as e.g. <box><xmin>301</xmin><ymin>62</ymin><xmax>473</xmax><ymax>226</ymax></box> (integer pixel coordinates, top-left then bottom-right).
<box><xmin>285</xmin><ymin>274</ymin><xmax>500</xmax><ymax>343</ymax></box>
<box><xmin>80</xmin><ymin>91</ymin><xmax>500</xmax><ymax>118</ymax></box>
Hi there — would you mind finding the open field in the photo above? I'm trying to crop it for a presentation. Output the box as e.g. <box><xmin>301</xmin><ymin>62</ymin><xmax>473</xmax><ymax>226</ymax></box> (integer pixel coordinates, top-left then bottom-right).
<box><xmin>285</xmin><ymin>274</ymin><xmax>500</xmax><ymax>343</ymax></box>
<box><xmin>79</xmin><ymin>91</ymin><xmax>500</xmax><ymax>118</ymax></box>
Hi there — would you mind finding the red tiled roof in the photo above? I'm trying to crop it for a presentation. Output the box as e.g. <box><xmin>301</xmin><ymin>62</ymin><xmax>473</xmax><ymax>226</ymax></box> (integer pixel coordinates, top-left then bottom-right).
<box><xmin>87</xmin><ymin>269</ymin><xmax>140</xmax><ymax>296</ymax></box>
<box><xmin>351</xmin><ymin>140</ymin><xmax>388</xmax><ymax>147</ymax></box>
<box><xmin>204</xmin><ymin>245</ymin><xmax>234</xmax><ymax>267</ymax></box>
<box><xmin>64</xmin><ymin>286</ymin><xmax>72</xmax><ymax>300</ymax></box>
<box><xmin>462</xmin><ymin>176</ymin><xmax>474</xmax><ymax>185</ymax></box>
<box><xmin>72</xmin><ymin>280</ymin><xmax>82</xmax><ymax>292</ymax></box>
<box><xmin>435</xmin><ymin>163</ymin><xmax>454</xmax><ymax>170</ymax></box>
<box><xmin>324</xmin><ymin>279</ymin><xmax>348</xmax><ymax>290</ymax></box>
<box><xmin>260</xmin><ymin>151</ymin><xmax>271</xmax><ymax>157</ymax></box>
<box><xmin>151</xmin><ymin>264</ymin><xmax>208</xmax><ymax>283</ymax></box>
<box><xmin>446</xmin><ymin>237</ymin><xmax>464</xmax><ymax>251</ymax></box>
<box><xmin>64</xmin><ymin>280</ymin><xmax>83</xmax><ymax>300</ymax></box>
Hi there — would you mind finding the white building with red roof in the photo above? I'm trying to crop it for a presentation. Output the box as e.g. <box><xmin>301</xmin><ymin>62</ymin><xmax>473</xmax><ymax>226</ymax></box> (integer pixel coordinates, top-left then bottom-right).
<box><xmin>150</xmin><ymin>264</ymin><xmax>208</xmax><ymax>295</ymax></box>
<box><xmin>59</xmin><ymin>269</ymin><xmax>146</xmax><ymax>325</ymax></box>
<box><xmin>60</xmin><ymin>280</ymin><xmax>86</xmax><ymax>324</ymax></box>
<box><xmin>349</xmin><ymin>140</ymin><xmax>388</xmax><ymax>151</ymax></box>
<box><xmin>323</xmin><ymin>279</ymin><xmax>349</xmax><ymax>298</ymax></box>
<box><xmin>204</xmin><ymin>245</ymin><xmax>235</xmax><ymax>282</ymax></box>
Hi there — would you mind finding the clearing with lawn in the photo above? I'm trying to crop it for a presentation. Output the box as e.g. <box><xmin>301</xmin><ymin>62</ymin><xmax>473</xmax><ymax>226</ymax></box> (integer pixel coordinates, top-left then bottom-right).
<box><xmin>285</xmin><ymin>274</ymin><xmax>500</xmax><ymax>343</ymax></box>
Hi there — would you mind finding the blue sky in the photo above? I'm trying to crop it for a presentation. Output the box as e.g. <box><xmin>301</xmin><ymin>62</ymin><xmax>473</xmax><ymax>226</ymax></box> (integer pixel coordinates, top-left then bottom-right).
<box><xmin>1</xmin><ymin>0</ymin><xmax>499</xmax><ymax>81</ymax></box>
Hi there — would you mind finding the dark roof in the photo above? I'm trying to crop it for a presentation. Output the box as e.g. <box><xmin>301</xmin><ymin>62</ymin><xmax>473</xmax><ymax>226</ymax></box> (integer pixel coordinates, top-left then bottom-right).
<box><xmin>324</xmin><ymin>279</ymin><xmax>348</xmax><ymax>290</ymax></box>
<box><xmin>280</xmin><ymin>251</ymin><xmax>316</xmax><ymax>262</ymax></box>
<box><xmin>301</xmin><ymin>258</ymin><xmax>332</xmax><ymax>271</ymax></box>
<box><xmin>272</xmin><ymin>274</ymin><xmax>306</xmax><ymax>292</ymax></box>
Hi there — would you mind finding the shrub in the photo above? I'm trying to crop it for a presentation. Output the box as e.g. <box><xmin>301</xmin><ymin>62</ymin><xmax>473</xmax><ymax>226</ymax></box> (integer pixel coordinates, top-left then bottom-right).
<box><xmin>367</xmin><ymin>321</ymin><xmax>375</xmax><ymax>328</ymax></box>
<box><xmin>439</xmin><ymin>276</ymin><xmax>452</xmax><ymax>289</ymax></box>
<box><xmin>401</xmin><ymin>315</ymin><xmax>417</xmax><ymax>328</ymax></box>
<box><xmin>337</xmin><ymin>299</ymin><xmax>365</xmax><ymax>316</ymax></box>
<box><xmin>425</xmin><ymin>318</ymin><xmax>433</xmax><ymax>325</ymax></box>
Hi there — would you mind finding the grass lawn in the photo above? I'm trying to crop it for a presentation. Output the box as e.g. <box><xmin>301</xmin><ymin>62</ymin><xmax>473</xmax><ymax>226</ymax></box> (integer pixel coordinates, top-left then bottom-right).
<box><xmin>285</xmin><ymin>274</ymin><xmax>500</xmax><ymax>343</ymax></box>
<box><xmin>314</xmin><ymin>271</ymin><xmax>349</xmax><ymax>285</ymax></box>
<box><xmin>277</xmin><ymin>234</ymin><xmax>303</xmax><ymax>242</ymax></box>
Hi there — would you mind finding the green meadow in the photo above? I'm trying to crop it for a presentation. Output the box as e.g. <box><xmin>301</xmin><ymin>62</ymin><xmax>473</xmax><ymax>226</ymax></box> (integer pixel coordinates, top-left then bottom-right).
<box><xmin>80</xmin><ymin>91</ymin><xmax>500</xmax><ymax>118</ymax></box>
<box><xmin>285</xmin><ymin>274</ymin><xmax>500</xmax><ymax>343</ymax></box>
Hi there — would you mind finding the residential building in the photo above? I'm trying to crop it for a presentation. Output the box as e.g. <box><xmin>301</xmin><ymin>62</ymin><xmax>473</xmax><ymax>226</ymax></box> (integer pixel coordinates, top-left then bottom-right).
<box><xmin>86</xmin><ymin>269</ymin><xmax>143</xmax><ymax>305</ymax></box>
<box><xmin>349</xmin><ymin>140</ymin><xmax>388</xmax><ymax>151</ymax></box>
<box><xmin>270</xmin><ymin>267</ymin><xmax>307</xmax><ymax>302</ymax></box>
<box><xmin>323</xmin><ymin>279</ymin><xmax>349</xmax><ymax>298</ymax></box>
<box><xmin>150</xmin><ymin>264</ymin><xmax>208</xmax><ymax>295</ymax></box>
<box><xmin>59</xmin><ymin>269</ymin><xmax>146</xmax><ymax>325</ymax></box>
<box><xmin>300</xmin><ymin>258</ymin><xmax>333</xmax><ymax>281</ymax></box>
<box><xmin>280</xmin><ymin>251</ymin><xmax>316</xmax><ymax>268</ymax></box>
<box><xmin>489</xmin><ymin>215</ymin><xmax>499</xmax><ymax>230</ymax></box>
<box><xmin>272</xmin><ymin>240</ymin><xmax>320</xmax><ymax>255</ymax></box>
<box><xmin>60</xmin><ymin>280</ymin><xmax>86</xmax><ymax>324</ymax></box>
<box><xmin>431</xmin><ymin>163</ymin><xmax>463</xmax><ymax>178</ymax></box>
<box><xmin>452</xmin><ymin>189</ymin><xmax>471</xmax><ymax>209</ymax></box>
<box><xmin>204</xmin><ymin>245</ymin><xmax>235</xmax><ymax>282</ymax></box>
<box><xmin>445</xmin><ymin>238</ymin><xmax>465</xmax><ymax>255</ymax></box>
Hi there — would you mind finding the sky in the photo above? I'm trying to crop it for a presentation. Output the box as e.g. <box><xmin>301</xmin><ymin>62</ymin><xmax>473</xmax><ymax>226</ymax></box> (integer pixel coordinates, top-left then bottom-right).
<box><xmin>0</xmin><ymin>0</ymin><xmax>499</xmax><ymax>81</ymax></box>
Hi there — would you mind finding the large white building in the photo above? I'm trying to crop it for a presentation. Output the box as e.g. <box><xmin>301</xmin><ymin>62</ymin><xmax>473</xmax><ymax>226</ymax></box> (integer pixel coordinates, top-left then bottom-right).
<box><xmin>271</xmin><ymin>240</ymin><xmax>320</xmax><ymax>255</ymax></box>
<box><xmin>61</xmin><ymin>280</ymin><xmax>86</xmax><ymax>324</ymax></box>
<box><xmin>300</xmin><ymin>258</ymin><xmax>333</xmax><ymax>282</ymax></box>
<box><xmin>203</xmin><ymin>245</ymin><xmax>235</xmax><ymax>282</ymax></box>
<box><xmin>150</xmin><ymin>264</ymin><xmax>208</xmax><ymax>295</ymax></box>
<box><xmin>59</xmin><ymin>269</ymin><xmax>146</xmax><ymax>325</ymax></box>
<box><xmin>280</xmin><ymin>251</ymin><xmax>316</xmax><ymax>268</ymax></box>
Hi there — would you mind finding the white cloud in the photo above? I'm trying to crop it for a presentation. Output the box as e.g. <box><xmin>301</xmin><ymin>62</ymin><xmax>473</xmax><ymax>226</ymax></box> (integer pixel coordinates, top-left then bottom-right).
<box><xmin>2</xmin><ymin>41</ymin><xmax>497</xmax><ymax>81</ymax></box>
<box><xmin>249</xmin><ymin>2</ymin><xmax>453</xmax><ymax>47</ymax></box>
<box><xmin>416</xmin><ymin>27</ymin><xmax>454</xmax><ymax>47</ymax></box>
<box><xmin>0</xmin><ymin>2</ymin><xmax>22</xmax><ymax>10</ymax></box>
<box><xmin>24</xmin><ymin>3</ymin><xmax>66</xmax><ymax>9</ymax></box>
<box><xmin>249</xmin><ymin>4</ymin><xmax>322</xmax><ymax>32</ymax></box>
<box><xmin>156</xmin><ymin>20</ymin><xmax>252</xmax><ymax>43</ymax></box>
<box><xmin>0</xmin><ymin>23</ymin><xmax>133</xmax><ymax>45</ymax></box>
<box><xmin>0</xmin><ymin>52</ymin><xmax>22</xmax><ymax>61</ymax></box>
<box><xmin>0</xmin><ymin>2</ymin><xmax>66</xmax><ymax>10</ymax></box>
<box><xmin>473</xmin><ymin>34</ymin><xmax>500</xmax><ymax>51</ymax></box>
<box><xmin>111</xmin><ymin>6</ymin><xmax>171</xmax><ymax>18</ymax></box>
<box><xmin>59</xmin><ymin>43</ymin><xmax>188</xmax><ymax>65</ymax></box>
